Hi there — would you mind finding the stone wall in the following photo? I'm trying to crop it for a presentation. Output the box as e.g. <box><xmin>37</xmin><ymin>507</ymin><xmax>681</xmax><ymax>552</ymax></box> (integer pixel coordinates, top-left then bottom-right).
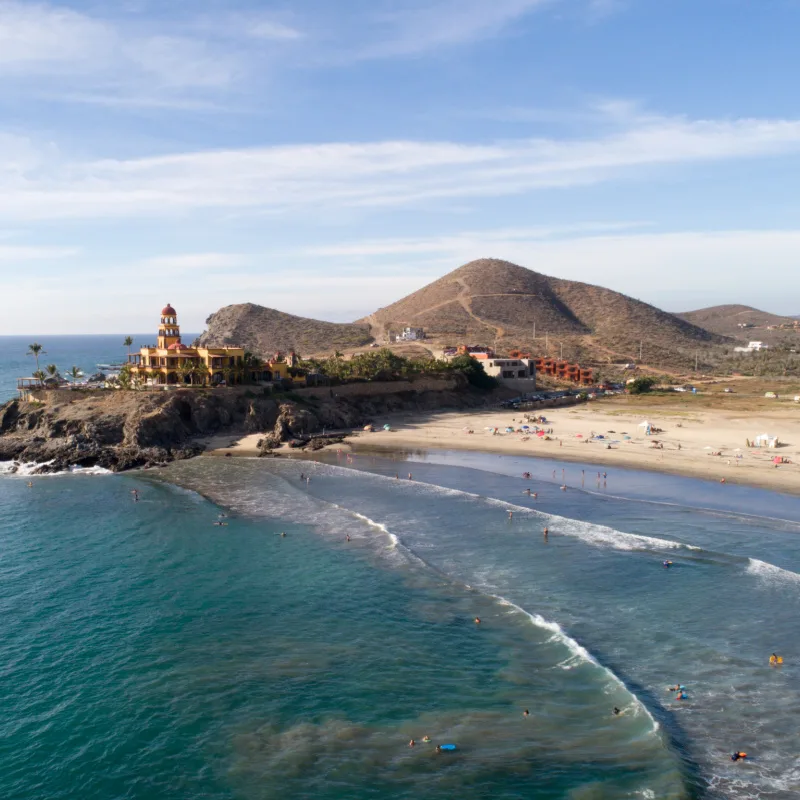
<box><xmin>295</xmin><ymin>377</ymin><xmax>460</xmax><ymax>400</ymax></box>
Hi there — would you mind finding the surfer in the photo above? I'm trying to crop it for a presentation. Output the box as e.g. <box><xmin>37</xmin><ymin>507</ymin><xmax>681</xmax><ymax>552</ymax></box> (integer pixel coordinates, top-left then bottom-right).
<box><xmin>613</xmin><ymin>707</ymin><xmax>621</xmax><ymax>716</ymax></box>
<box><xmin>731</xmin><ymin>751</ymin><xmax>747</xmax><ymax>762</ymax></box>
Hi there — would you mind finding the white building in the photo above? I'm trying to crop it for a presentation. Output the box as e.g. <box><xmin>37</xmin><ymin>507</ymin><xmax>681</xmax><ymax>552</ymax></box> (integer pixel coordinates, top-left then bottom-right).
<box><xmin>398</xmin><ymin>327</ymin><xmax>425</xmax><ymax>341</ymax></box>
<box><xmin>484</xmin><ymin>358</ymin><xmax>536</xmax><ymax>388</ymax></box>
<box><xmin>734</xmin><ymin>341</ymin><xmax>769</xmax><ymax>353</ymax></box>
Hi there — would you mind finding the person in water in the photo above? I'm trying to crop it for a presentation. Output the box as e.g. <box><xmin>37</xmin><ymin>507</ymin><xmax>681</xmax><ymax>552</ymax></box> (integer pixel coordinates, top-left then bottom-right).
<box><xmin>543</xmin><ymin>527</ymin><xmax>549</xmax><ymax>539</ymax></box>
<box><xmin>769</xmin><ymin>653</ymin><xmax>783</xmax><ymax>665</ymax></box>
<box><xmin>435</xmin><ymin>745</ymin><xmax>442</xmax><ymax>753</ymax></box>
<box><xmin>280</xmin><ymin>532</ymin><xmax>287</xmax><ymax>538</ymax></box>
<box><xmin>345</xmin><ymin>534</ymin><xmax>351</xmax><ymax>542</ymax></box>
<box><xmin>422</xmin><ymin>735</ymin><xmax>431</xmax><ymax>743</ymax></box>
<box><xmin>408</xmin><ymin>739</ymin><xmax>415</xmax><ymax>748</ymax></box>
<box><xmin>474</xmin><ymin>617</ymin><xmax>481</xmax><ymax>625</ymax></box>
<box><xmin>613</xmin><ymin>707</ymin><xmax>621</xmax><ymax>716</ymax></box>
<box><xmin>675</xmin><ymin>691</ymin><xmax>688</xmax><ymax>700</ymax></box>
<box><xmin>668</xmin><ymin>685</ymin><xmax>685</xmax><ymax>692</ymax></box>
<box><xmin>663</xmin><ymin>560</ymin><xmax>673</xmax><ymax>568</ymax></box>
<box><xmin>212</xmin><ymin>521</ymin><xmax>228</xmax><ymax>527</ymax></box>
<box><xmin>532</xmin><ymin>492</ymin><xmax>538</xmax><ymax>499</ymax></box>
<box><xmin>523</xmin><ymin>709</ymin><xmax>529</xmax><ymax>717</ymax></box>
<box><xmin>508</xmin><ymin>511</ymin><xmax>513</xmax><ymax>520</ymax></box>
<box><xmin>731</xmin><ymin>751</ymin><xmax>747</xmax><ymax>762</ymax></box>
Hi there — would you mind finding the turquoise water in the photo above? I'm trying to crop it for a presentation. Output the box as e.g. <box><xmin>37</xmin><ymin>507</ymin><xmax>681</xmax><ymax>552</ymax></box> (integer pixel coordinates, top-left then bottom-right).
<box><xmin>1</xmin><ymin>451</ymin><xmax>799</xmax><ymax>798</ymax></box>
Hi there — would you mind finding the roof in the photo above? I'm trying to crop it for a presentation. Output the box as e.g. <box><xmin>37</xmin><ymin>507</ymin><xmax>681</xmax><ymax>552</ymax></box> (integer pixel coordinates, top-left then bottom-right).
<box><xmin>162</xmin><ymin>303</ymin><xmax>177</xmax><ymax>316</ymax></box>
<box><xmin>167</xmin><ymin>342</ymin><xmax>191</xmax><ymax>351</ymax></box>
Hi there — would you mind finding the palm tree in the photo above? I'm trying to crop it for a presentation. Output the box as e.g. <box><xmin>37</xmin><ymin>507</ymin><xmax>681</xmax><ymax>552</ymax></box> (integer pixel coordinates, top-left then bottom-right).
<box><xmin>66</xmin><ymin>366</ymin><xmax>84</xmax><ymax>385</ymax></box>
<box><xmin>193</xmin><ymin>362</ymin><xmax>210</xmax><ymax>387</ymax></box>
<box><xmin>27</xmin><ymin>342</ymin><xmax>46</xmax><ymax>380</ymax></box>
<box><xmin>176</xmin><ymin>361</ymin><xmax>192</xmax><ymax>386</ymax></box>
<box><xmin>123</xmin><ymin>336</ymin><xmax>134</xmax><ymax>361</ymax></box>
<box><xmin>45</xmin><ymin>364</ymin><xmax>59</xmax><ymax>378</ymax></box>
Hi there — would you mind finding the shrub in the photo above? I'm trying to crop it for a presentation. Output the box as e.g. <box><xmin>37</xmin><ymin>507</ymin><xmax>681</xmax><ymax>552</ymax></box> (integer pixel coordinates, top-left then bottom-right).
<box><xmin>628</xmin><ymin>376</ymin><xmax>657</xmax><ymax>395</ymax></box>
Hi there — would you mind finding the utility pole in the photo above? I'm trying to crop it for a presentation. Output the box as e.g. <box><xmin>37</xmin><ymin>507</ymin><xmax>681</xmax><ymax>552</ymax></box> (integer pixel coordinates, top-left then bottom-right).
<box><xmin>695</xmin><ymin>351</ymin><xmax>699</xmax><ymax>372</ymax></box>
<box><xmin>533</xmin><ymin>321</ymin><xmax>536</xmax><ymax>341</ymax></box>
<box><xmin>639</xmin><ymin>340</ymin><xmax>643</xmax><ymax>362</ymax></box>
<box><xmin>560</xmin><ymin>341</ymin><xmax>563</xmax><ymax>359</ymax></box>
<box><xmin>545</xmin><ymin>333</ymin><xmax>548</xmax><ymax>353</ymax></box>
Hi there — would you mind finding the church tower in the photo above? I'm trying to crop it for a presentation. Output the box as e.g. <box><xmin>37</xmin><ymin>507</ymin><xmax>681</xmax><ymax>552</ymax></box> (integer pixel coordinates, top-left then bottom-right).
<box><xmin>158</xmin><ymin>303</ymin><xmax>181</xmax><ymax>349</ymax></box>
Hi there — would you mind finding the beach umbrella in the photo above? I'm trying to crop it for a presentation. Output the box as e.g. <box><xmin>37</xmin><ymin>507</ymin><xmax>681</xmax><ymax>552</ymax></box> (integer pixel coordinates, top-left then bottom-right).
<box><xmin>638</xmin><ymin>421</ymin><xmax>650</xmax><ymax>427</ymax></box>
<box><xmin>537</xmin><ymin>431</ymin><xmax>545</xmax><ymax>437</ymax></box>
<box><xmin>703</xmin><ymin>446</ymin><xmax>713</xmax><ymax>450</ymax></box>
<box><xmin>521</xmin><ymin>425</ymin><xmax>530</xmax><ymax>429</ymax></box>
<box><xmin>575</xmin><ymin>434</ymin><xmax>583</xmax><ymax>438</ymax></box>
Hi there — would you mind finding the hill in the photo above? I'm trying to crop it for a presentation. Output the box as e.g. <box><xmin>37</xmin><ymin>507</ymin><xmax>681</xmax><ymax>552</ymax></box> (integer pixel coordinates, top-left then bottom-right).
<box><xmin>678</xmin><ymin>305</ymin><xmax>798</xmax><ymax>338</ymax></box>
<box><xmin>196</xmin><ymin>303</ymin><xmax>373</xmax><ymax>357</ymax></box>
<box><xmin>362</xmin><ymin>258</ymin><xmax>730</xmax><ymax>370</ymax></box>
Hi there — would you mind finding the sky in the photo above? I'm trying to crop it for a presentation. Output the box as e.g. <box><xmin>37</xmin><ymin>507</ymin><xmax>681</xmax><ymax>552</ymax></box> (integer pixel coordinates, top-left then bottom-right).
<box><xmin>1</xmin><ymin>0</ymin><xmax>799</xmax><ymax>334</ymax></box>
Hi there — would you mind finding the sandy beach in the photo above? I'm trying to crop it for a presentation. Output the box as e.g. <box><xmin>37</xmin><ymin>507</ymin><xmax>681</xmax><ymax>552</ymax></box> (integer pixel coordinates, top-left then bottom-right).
<box><xmin>203</xmin><ymin>393</ymin><xmax>800</xmax><ymax>495</ymax></box>
<box><xmin>353</xmin><ymin>400</ymin><xmax>800</xmax><ymax>495</ymax></box>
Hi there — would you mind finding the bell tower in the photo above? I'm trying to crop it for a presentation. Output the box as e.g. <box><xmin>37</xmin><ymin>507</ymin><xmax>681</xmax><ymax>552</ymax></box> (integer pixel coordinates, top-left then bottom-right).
<box><xmin>158</xmin><ymin>303</ymin><xmax>181</xmax><ymax>349</ymax></box>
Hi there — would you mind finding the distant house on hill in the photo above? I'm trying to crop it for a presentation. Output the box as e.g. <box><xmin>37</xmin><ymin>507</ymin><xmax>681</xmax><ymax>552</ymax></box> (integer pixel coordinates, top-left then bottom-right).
<box><xmin>398</xmin><ymin>326</ymin><xmax>425</xmax><ymax>341</ymax></box>
<box><xmin>734</xmin><ymin>341</ymin><xmax>769</xmax><ymax>353</ymax></box>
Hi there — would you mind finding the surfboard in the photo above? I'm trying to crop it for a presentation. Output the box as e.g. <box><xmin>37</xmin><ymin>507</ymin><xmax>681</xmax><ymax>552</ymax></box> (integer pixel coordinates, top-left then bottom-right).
<box><xmin>439</xmin><ymin>744</ymin><xmax>457</xmax><ymax>751</ymax></box>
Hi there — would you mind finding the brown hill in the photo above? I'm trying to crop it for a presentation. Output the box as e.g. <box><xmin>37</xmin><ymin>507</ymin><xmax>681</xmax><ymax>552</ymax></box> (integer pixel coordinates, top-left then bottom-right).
<box><xmin>363</xmin><ymin>258</ymin><xmax>729</xmax><ymax>369</ymax></box>
<box><xmin>678</xmin><ymin>305</ymin><xmax>797</xmax><ymax>338</ymax></box>
<box><xmin>196</xmin><ymin>304</ymin><xmax>372</xmax><ymax>357</ymax></box>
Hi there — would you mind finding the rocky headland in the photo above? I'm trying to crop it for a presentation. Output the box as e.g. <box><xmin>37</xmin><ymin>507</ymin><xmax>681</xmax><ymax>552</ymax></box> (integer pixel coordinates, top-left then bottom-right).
<box><xmin>0</xmin><ymin>376</ymin><xmax>501</xmax><ymax>474</ymax></box>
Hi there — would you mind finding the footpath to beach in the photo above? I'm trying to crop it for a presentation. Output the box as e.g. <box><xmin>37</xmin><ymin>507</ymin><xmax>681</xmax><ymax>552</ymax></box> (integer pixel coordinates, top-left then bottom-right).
<box><xmin>347</xmin><ymin>397</ymin><xmax>800</xmax><ymax>496</ymax></box>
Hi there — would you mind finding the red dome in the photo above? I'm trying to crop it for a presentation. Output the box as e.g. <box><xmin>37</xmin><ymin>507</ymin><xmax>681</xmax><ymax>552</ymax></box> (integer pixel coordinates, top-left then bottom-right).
<box><xmin>161</xmin><ymin>303</ymin><xmax>177</xmax><ymax>316</ymax></box>
<box><xmin>167</xmin><ymin>342</ymin><xmax>187</xmax><ymax>351</ymax></box>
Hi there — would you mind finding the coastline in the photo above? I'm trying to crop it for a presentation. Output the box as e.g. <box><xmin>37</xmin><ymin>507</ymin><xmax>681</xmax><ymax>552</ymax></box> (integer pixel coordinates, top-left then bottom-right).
<box><xmin>207</xmin><ymin>400</ymin><xmax>800</xmax><ymax>496</ymax></box>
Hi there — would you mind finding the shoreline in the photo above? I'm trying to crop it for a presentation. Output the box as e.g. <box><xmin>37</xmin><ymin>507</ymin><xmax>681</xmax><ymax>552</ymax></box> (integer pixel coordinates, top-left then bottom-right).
<box><xmin>205</xmin><ymin>400</ymin><xmax>800</xmax><ymax>497</ymax></box>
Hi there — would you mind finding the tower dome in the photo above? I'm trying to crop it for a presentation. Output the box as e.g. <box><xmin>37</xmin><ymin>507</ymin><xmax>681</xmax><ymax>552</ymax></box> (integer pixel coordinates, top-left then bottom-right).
<box><xmin>161</xmin><ymin>303</ymin><xmax>177</xmax><ymax>316</ymax></box>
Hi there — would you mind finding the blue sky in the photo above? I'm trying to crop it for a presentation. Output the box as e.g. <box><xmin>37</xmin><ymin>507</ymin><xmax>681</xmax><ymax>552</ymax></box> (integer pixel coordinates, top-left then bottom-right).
<box><xmin>1</xmin><ymin>0</ymin><xmax>800</xmax><ymax>333</ymax></box>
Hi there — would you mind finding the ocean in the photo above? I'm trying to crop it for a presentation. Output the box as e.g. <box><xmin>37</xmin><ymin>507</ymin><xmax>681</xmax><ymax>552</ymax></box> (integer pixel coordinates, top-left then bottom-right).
<box><xmin>0</xmin><ymin>334</ymin><xmax>199</xmax><ymax>403</ymax></box>
<box><xmin>1</xmin><ymin>444</ymin><xmax>799</xmax><ymax>799</ymax></box>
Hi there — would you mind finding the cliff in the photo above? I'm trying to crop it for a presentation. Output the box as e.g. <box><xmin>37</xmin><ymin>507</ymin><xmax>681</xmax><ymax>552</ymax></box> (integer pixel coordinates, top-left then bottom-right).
<box><xmin>0</xmin><ymin>377</ymin><xmax>496</xmax><ymax>474</ymax></box>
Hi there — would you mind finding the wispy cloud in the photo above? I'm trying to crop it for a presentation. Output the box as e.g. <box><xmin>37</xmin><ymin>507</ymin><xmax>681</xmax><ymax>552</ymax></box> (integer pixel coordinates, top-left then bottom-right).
<box><xmin>358</xmin><ymin>0</ymin><xmax>553</xmax><ymax>58</ymax></box>
<box><xmin>2</xmin><ymin>113</ymin><xmax>800</xmax><ymax>221</ymax></box>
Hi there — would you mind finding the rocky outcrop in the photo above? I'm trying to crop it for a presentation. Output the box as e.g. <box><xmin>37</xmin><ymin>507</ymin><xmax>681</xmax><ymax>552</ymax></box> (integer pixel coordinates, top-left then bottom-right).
<box><xmin>0</xmin><ymin>388</ymin><xmax>281</xmax><ymax>474</ymax></box>
<box><xmin>0</xmin><ymin>377</ymin><xmax>502</xmax><ymax>473</ymax></box>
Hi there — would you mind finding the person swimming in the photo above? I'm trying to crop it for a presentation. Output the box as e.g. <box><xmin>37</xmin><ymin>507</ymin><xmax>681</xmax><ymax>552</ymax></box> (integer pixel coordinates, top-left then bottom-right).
<box><xmin>613</xmin><ymin>707</ymin><xmax>621</xmax><ymax>716</ymax></box>
<box><xmin>280</xmin><ymin>532</ymin><xmax>287</xmax><ymax>537</ymax></box>
<box><xmin>212</xmin><ymin>521</ymin><xmax>228</xmax><ymax>526</ymax></box>
<box><xmin>435</xmin><ymin>745</ymin><xmax>442</xmax><ymax>753</ymax></box>
<box><xmin>769</xmin><ymin>653</ymin><xmax>783</xmax><ymax>665</ymax></box>
<box><xmin>543</xmin><ymin>527</ymin><xmax>549</xmax><ymax>539</ymax></box>
<box><xmin>422</xmin><ymin>735</ymin><xmax>431</xmax><ymax>743</ymax></box>
<box><xmin>731</xmin><ymin>751</ymin><xmax>747</xmax><ymax>762</ymax></box>
<box><xmin>663</xmin><ymin>560</ymin><xmax>673</xmax><ymax>568</ymax></box>
<box><xmin>408</xmin><ymin>739</ymin><xmax>415</xmax><ymax>747</ymax></box>
<box><xmin>474</xmin><ymin>617</ymin><xmax>481</xmax><ymax>625</ymax></box>
<box><xmin>676</xmin><ymin>691</ymin><xmax>688</xmax><ymax>700</ymax></box>
<box><xmin>667</xmin><ymin>685</ymin><xmax>686</xmax><ymax>692</ymax></box>
<box><xmin>523</xmin><ymin>709</ymin><xmax>529</xmax><ymax>717</ymax></box>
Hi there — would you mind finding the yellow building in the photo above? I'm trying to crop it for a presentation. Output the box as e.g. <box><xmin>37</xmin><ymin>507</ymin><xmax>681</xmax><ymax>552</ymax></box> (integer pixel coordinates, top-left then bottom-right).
<box><xmin>128</xmin><ymin>304</ymin><xmax>247</xmax><ymax>386</ymax></box>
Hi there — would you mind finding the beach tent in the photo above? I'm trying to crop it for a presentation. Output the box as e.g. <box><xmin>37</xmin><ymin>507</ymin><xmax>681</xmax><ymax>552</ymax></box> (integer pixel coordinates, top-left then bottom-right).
<box><xmin>383</xmin><ymin>424</ymin><xmax>392</xmax><ymax>431</ymax></box>
<box><xmin>754</xmin><ymin>434</ymin><xmax>778</xmax><ymax>449</ymax></box>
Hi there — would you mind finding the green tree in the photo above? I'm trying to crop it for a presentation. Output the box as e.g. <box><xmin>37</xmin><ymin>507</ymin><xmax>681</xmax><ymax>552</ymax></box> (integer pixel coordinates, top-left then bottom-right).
<box><xmin>449</xmin><ymin>354</ymin><xmax>497</xmax><ymax>389</ymax></box>
<box><xmin>66</xmin><ymin>366</ymin><xmax>84</xmax><ymax>385</ymax></box>
<box><xmin>123</xmin><ymin>336</ymin><xmax>134</xmax><ymax>359</ymax></box>
<box><xmin>176</xmin><ymin>361</ymin><xmax>193</xmax><ymax>386</ymax></box>
<box><xmin>45</xmin><ymin>364</ymin><xmax>59</xmax><ymax>378</ymax></box>
<box><xmin>118</xmin><ymin>364</ymin><xmax>133</xmax><ymax>390</ymax></box>
<box><xmin>628</xmin><ymin>376</ymin><xmax>657</xmax><ymax>395</ymax></box>
<box><xmin>194</xmin><ymin>362</ymin><xmax>210</xmax><ymax>387</ymax></box>
<box><xmin>27</xmin><ymin>342</ymin><xmax>46</xmax><ymax>378</ymax></box>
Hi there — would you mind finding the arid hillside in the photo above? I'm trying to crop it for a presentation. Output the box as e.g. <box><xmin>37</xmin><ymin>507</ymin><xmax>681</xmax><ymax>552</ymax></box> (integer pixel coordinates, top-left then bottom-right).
<box><xmin>197</xmin><ymin>304</ymin><xmax>373</xmax><ymax>357</ymax></box>
<box><xmin>362</xmin><ymin>258</ymin><xmax>729</xmax><ymax>369</ymax></box>
<box><xmin>678</xmin><ymin>304</ymin><xmax>799</xmax><ymax>340</ymax></box>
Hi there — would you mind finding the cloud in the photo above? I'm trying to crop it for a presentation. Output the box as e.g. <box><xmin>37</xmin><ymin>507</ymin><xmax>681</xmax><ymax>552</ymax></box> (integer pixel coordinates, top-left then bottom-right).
<box><xmin>359</xmin><ymin>0</ymin><xmax>552</xmax><ymax>58</ymax></box>
<box><xmin>0</xmin><ymin>244</ymin><xmax>78</xmax><ymax>261</ymax></box>
<box><xmin>0</xmin><ymin>1</ymin><xmax>246</xmax><ymax>98</ymax></box>
<box><xmin>2</xmin><ymin>113</ymin><xmax>800</xmax><ymax>221</ymax></box>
